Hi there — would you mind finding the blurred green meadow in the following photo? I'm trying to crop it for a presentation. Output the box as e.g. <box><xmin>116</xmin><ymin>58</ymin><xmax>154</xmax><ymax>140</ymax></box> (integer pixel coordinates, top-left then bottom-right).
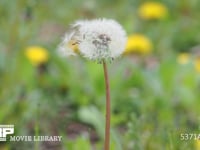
<box><xmin>1</xmin><ymin>0</ymin><xmax>200</xmax><ymax>149</ymax></box>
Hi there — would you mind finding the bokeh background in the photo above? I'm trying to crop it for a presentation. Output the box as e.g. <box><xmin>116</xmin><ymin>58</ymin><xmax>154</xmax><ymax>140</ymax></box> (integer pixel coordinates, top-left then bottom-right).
<box><xmin>1</xmin><ymin>0</ymin><xmax>200</xmax><ymax>149</ymax></box>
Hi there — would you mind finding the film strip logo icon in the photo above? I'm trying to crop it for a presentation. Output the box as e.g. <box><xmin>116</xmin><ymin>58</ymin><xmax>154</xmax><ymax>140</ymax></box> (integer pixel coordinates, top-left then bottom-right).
<box><xmin>0</xmin><ymin>125</ymin><xmax>14</xmax><ymax>141</ymax></box>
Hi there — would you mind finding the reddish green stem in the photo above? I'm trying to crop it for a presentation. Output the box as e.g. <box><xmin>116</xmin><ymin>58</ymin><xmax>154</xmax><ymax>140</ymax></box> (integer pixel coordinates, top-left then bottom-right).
<box><xmin>103</xmin><ymin>62</ymin><xmax>111</xmax><ymax>150</ymax></box>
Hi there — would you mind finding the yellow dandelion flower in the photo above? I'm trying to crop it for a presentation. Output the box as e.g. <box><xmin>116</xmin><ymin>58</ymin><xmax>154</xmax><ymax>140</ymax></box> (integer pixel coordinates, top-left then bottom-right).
<box><xmin>194</xmin><ymin>58</ymin><xmax>200</xmax><ymax>73</ymax></box>
<box><xmin>139</xmin><ymin>2</ymin><xmax>168</xmax><ymax>20</ymax></box>
<box><xmin>125</xmin><ymin>34</ymin><xmax>152</xmax><ymax>55</ymax></box>
<box><xmin>25</xmin><ymin>46</ymin><xmax>49</xmax><ymax>66</ymax></box>
<box><xmin>195</xmin><ymin>139</ymin><xmax>200</xmax><ymax>150</ymax></box>
<box><xmin>177</xmin><ymin>53</ymin><xmax>190</xmax><ymax>65</ymax></box>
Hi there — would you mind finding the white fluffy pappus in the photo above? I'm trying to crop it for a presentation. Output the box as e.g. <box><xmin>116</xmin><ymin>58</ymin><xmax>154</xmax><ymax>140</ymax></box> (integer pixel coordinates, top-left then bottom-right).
<box><xmin>58</xmin><ymin>18</ymin><xmax>127</xmax><ymax>62</ymax></box>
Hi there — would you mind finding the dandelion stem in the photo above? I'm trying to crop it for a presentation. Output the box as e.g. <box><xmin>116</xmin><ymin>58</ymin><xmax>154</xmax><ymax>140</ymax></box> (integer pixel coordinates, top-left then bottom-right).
<box><xmin>103</xmin><ymin>61</ymin><xmax>111</xmax><ymax>150</ymax></box>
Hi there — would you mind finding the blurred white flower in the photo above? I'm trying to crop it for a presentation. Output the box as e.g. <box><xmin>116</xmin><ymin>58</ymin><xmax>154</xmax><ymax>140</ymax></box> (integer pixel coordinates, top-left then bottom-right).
<box><xmin>58</xmin><ymin>18</ymin><xmax>127</xmax><ymax>62</ymax></box>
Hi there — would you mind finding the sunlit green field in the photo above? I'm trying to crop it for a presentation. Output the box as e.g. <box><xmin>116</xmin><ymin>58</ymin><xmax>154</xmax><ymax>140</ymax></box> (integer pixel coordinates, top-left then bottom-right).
<box><xmin>1</xmin><ymin>0</ymin><xmax>200</xmax><ymax>149</ymax></box>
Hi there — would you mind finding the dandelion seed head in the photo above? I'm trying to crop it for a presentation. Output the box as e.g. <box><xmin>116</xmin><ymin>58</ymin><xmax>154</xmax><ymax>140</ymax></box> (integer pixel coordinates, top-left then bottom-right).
<box><xmin>58</xmin><ymin>18</ymin><xmax>127</xmax><ymax>62</ymax></box>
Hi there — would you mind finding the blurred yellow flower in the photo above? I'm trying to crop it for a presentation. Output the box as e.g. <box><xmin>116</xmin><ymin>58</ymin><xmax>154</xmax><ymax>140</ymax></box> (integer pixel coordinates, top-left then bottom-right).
<box><xmin>139</xmin><ymin>2</ymin><xmax>168</xmax><ymax>20</ymax></box>
<box><xmin>177</xmin><ymin>53</ymin><xmax>190</xmax><ymax>65</ymax></box>
<box><xmin>25</xmin><ymin>46</ymin><xmax>49</xmax><ymax>66</ymax></box>
<box><xmin>125</xmin><ymin>34</ymin><xmax>152</xmax><ymax>55</ymax></box>
<box><xmin>68</xmin><ymin>40</ymin><xmax>79</xmax><ymax>53</ymax></box>
<box><xmin>194</xmin><ymin>58</ymin><xmax>200</xmax><ymax>73</ymax></box>
<box><xmin>195</xmin><ymin>139</ymin><xmax>200</xmax><ymax>150</ymax></box>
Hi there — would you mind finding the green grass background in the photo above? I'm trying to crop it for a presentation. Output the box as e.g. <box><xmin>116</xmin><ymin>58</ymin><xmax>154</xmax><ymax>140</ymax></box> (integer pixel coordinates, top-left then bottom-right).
<box><xmin>0</xmin><ymin>0</ymin><xmax>200</xmax><ymax>149</ymax></box>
